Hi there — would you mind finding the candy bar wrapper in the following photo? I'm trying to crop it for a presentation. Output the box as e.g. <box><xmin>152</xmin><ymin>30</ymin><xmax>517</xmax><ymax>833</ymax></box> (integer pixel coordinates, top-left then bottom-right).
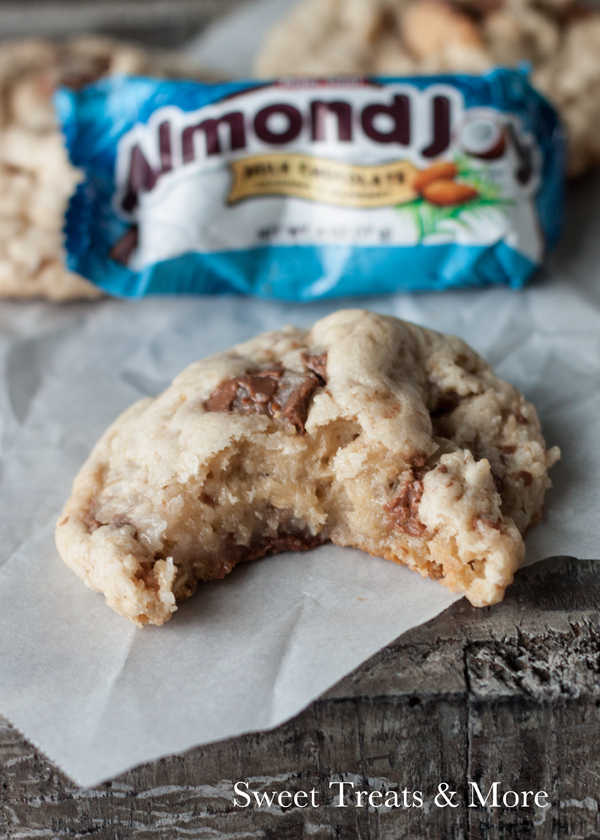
<box><xmin>56</xmin><ymin>68</ymin><xmax>564</xmax><ymax>300</ymax></box>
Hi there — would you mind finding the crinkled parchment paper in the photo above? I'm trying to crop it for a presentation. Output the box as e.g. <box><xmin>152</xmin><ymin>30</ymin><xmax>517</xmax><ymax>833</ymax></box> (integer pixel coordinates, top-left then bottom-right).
<box><xmin>0</xmin><ymin>6</ymin><xmax>598</xmax><ymax>789</ymax></box>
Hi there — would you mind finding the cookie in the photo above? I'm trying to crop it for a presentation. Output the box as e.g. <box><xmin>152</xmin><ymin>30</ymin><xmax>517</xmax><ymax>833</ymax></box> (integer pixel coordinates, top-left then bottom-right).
<box><xmin>56</xmin><ymin>310</ymin><xmax>559</xmax><ymax>626</ymax></box>
<box><xmin>255</xmin><ymin>0</ymin><xmax>600</xmax><ymax>177</ymax></box>
<box><xmin>0</xmin><ymin>37</ymin><xmax>211</xmax><ymax>300</ymax></box>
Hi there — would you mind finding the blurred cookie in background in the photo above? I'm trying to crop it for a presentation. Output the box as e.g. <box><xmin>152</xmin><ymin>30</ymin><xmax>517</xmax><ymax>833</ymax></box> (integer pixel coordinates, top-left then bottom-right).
<box><xmin>255</xmin><ymin>0</ymin><xmax>600</xmax><ymax>177</ymax></box>
<box><xmin>0</xmin><ymin>37</ymin><xmax>211</xmax><ymax>301</ymax></box>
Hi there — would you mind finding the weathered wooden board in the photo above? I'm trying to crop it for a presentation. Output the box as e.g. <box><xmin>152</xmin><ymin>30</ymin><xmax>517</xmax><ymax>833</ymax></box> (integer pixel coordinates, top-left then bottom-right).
<box><xmin>2</xmin><ymin>556</ymin><xmax>600</xmax><ymax>839</ymax></box>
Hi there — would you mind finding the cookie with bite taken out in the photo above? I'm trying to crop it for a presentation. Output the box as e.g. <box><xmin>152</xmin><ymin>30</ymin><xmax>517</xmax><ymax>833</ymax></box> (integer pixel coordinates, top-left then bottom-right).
<box><xmin>56</xmin><ymin>310</ymin><xmax>559</xmax><ymax>626</ymax></box>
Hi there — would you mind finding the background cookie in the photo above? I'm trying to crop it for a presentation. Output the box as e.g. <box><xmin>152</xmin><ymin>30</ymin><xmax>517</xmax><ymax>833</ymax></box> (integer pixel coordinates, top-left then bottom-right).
<box><xmin>0</xmin><ymin>37</ymin><xmax>211</xmax><ymax>301</ymax></box>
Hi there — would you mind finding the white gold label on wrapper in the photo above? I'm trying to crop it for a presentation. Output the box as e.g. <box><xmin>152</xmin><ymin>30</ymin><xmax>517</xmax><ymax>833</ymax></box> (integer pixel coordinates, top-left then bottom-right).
<box><xmin>109</xmin><ymin>80</ymin><xmax>542</xmax><ymax>271</ymax></box>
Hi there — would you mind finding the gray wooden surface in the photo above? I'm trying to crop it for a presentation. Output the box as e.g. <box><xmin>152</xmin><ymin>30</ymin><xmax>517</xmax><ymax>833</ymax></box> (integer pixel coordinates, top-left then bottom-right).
<box><xmin>2</xmin><ymin>556</ymin><xmax>600</xmax><ymax>839</ymax></box>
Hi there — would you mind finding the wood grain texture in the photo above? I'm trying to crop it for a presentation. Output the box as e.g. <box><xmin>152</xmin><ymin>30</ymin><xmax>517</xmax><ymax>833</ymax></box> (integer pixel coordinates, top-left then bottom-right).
<box><xmin>2</xmin><ymin>557</ymin><xmax>600</xmax><ymax>838</ymax></box>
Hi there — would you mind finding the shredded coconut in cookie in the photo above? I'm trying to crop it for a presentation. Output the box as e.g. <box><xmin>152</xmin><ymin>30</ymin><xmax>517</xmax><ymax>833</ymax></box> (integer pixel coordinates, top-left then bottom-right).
<box><xmin>56</xmin><ymin>310</ymin><xmax>559</xmax><ymax>626</ymax></box>
<box><xmin>255</xmin><ymin>0</ymin><xmax>600</xmax><ymax>176</ymax></box>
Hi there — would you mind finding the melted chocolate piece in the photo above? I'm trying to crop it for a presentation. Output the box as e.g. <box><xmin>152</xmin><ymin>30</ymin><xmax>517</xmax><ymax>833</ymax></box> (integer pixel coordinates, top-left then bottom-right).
<box><xmin>205</xmin><ymin>364</ymin><xmax>323</xmax><ymax>434</ymax></box>
<box><xmin>205</xmin><ymin>379</ymin><xmax>239</xmax><ymax>413</ymax></box>
<box><xmin>205</xmin><ymin>369</ymin><xmax>283</xmax><ymax>415</ymax></box>
<box><xmin>302</xmin><ymin>352</ymin><xmax>328</xmax><ymax>382</ymax></box>
<box><xmin>385</xmin><ymin>480</ymin><xmax>426</xmax><ymax>536</ymax></box>
<box><xmin>283</xmin><ymin>372</ymin><xmax>320</xmax><ymax>434</ymax></box>
<box><xmin>109</xmin><ymin>226</ymin><xmax>139</xmax><ymax>266</ymax></box>
<box><xmin>254</xmin><ymin>529</ymin><xmax>324</xmax><ymax>556</ymax></box>
<box><xmin>235</xmin><ymin>369</ymin><xmax>283</xmax><ymax>415</ymax></box>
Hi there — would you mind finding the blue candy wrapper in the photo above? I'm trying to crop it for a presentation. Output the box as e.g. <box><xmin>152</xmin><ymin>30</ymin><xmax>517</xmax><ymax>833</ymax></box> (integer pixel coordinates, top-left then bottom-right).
<box><xmin>56</xmin><ymin>69</ymin><xmax>564</xmax><ymax>299</ymax></box>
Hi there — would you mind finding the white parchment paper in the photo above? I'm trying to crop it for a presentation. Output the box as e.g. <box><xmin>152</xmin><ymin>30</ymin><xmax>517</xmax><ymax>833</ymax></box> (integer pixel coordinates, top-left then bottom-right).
<box><xmin>0</xmin><ymin>4</ymin><xmax>598</xmax><ymax>788</ymax></box>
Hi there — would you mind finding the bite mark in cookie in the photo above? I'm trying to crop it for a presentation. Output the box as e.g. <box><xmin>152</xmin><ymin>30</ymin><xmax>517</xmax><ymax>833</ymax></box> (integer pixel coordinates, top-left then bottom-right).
<box><xmin>56</xmin><ymin>310</ymin><xmax>559</xmax><ymax>626</ymax></box>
